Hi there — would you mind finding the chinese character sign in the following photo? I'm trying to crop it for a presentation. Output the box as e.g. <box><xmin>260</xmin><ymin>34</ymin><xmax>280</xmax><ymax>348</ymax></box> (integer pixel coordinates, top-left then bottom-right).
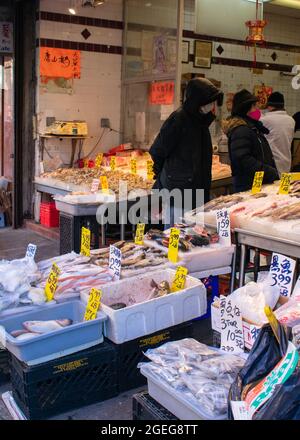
<box><xmin>279</xmin><ymin>173</ymin><xmax>292</xmax><ymax>195</ymax></box>
<box><xmin>252</xmin><ymin>171</ymin><xmax>264</xmax><ymax>195</ymax></box>
<box><xmin>0</xmin><ymin>22</ymin><xmax>13</xmax><ymax>53</ymax></box>
<box><xmin>171</xmin><ymin>266</ymin><xmax>188</xmax><ymax>292</ymax></box>
<box><xmin>220</xmin><ymin>295</ymin><xmax>244</xmax><ymax>354</ymax></box>
<box><xmin>45</xmin><ymin>263</ymin><xmax>61</xmax><ymax>302</ymax></box>
<box><xmin>40</xmin><ymin>47</ymin><xmax>81</xmax><ymax>79</ymax></box>
<box><xmin>168</xmin><ymin>228</ymin><xmax>180</xmax><ymax>263</ymax></box>
<box><xmin>149</xmin><ymin>81</ymin><xmax>175</xmax><ymax>105</ymax></box>
<box><xmin>26</xmin><ymin>244</ymin><xmax>37</xmax><ymax>259</ymax></box>
<box><xmin>216</xmin><ymin>210</ymin><xmax>231</xmax><ymax>246</ymax></box>
<box><xmin>109</xmin><ymin>245</ymin><xmax>122</xmax><ymax>280</ymax></box>
<box><xmin>268</xmin><ymin>253</ymin><xmax>296</xmax><ymax>297</ymax></box>
<box><xmin>84</xmin><ymin>288</ymin><xmax>102</xmax><ymax>321</ymax></box>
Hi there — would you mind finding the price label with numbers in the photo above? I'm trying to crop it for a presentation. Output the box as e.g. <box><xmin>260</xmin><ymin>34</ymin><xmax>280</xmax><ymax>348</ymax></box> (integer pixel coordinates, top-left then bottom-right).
<box><xmin>147</xmin><ymin>160</ymin><xmax>154</xmax><ymax>180</ymax></box>
<box><xmin>216</xmin><ymin>209</ymin><xmax>231</xmax><ymax>246</ymax></box>
<box><xmin>135</xmin><ymin>223</ymin><xmax>145</xmax><ymax>245</ymax></box>
<box><xmin>231</xmin><ymin>401</ymin><xmax>250</xmax><ymax>421</ymax></box>
<box><xmin>110</xmin><ymin>156</ymin><xmax>116</xmax><ymax>171</ymax></box>
<box><xmin>267</xmin><ymin>253</ymin><xmax>296</xmax><ymax>297</ymax></box>
<box><xmin>95</xmin><ymin>153</ymin><xmax>103</xmax><ymax>168</ymax></box>
<box><xmin>45</xmin><ymin>263</ymin><xmax>60</xmax><ymax>302</ymax></box>
<box><xmin>100</xmin><ymin>176</ymin><xmax>109</xmax><ymax>193</ymax></box>
<box><xmin>91</xmin><ymin>178</ymin><xmax>100</xmax><ymax>193</ymax></box>
<box><xmin>84</xmin><ymin>288</ymin><xmax>102</xmax><ymax>321</ymax></box>
<box><xmin>171</xmin><ymin>266</ymin><xmax>188</xmax><ymax>292</ymax></box>
<box><xmin>131</xmin><ymin>158</ymin><xmax>137</xmax><ymax>175</ymax></box>
<box><xmin>109</xmin><ymin>245</ymin><xmax>122</xmax><ymax>280</ymax></box>
<box><xmin>168</xmin><ymin>228</ymin><xmax>180</xmax><ymax>263</ymax></box>
<box><xmin>251</xmin><ymin>171</ymin><xmax>264</xmax><ymax>194</ymax></box>
<box><xmin>81</xmin><ymin>227</ymin><xmax>91</xmax><ymax>257</ymax></box>
<box><xmin>26</xmin><ymin>243</ymin><xmax>37</xmax><ymax>259</ymax></box>
<box><xmin>220</xmin><ymin>295</ymin><xmax>244</xmax><ymax>354</ymax></box>
<box><xmin>279</xmin><ymin>173</ymin><xmax>292</xmax><ymax>195</ymax></box>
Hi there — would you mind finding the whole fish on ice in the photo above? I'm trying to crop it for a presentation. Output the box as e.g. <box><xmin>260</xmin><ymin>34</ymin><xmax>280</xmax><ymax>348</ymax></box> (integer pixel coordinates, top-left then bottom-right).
<box><xmin>23</xmin><ymin>319</ymin><xmax>72</xmax><ymax>333</ymax></box>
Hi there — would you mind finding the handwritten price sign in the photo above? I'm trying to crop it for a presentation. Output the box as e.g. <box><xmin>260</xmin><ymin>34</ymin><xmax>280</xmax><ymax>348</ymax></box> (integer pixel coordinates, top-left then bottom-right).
<box><xmin>100</xmin><ymin>176</ymin><xmax>109</xmax><ymax>193</ymax></box>
<box><xmin>26</xmin><ymin>243</ymin><xmax>37</xmax><ymax>259</ymax></box>
<box><xmin>220</xmin><ymin>295</ymin><xmax>244</xmax><ymax>354</ymax></box>
<box><xmin>95</xmin><ymin>153</ymin><xmax>103</xmax><ymax>168</ymax></box>
<box><xmin>279</xmin><ymin>173</ymin><xmax>292</xmax><ymax>195</ymax></box>
<box><xmin>91</xmin><ymin>179</ymin><xmax>100</xmax><ymax>193</ymax></box>
<box><xmin>147</xmin><ymin>160</ymin><xmax>154</xmax><ymax>180</ymax></box>
<box><xmin>268</xmin><ymin>253</ymin><xmax>296</xmax><ymax>297</ymax></box>
<box><xmin>109</xmin><ymin>245</ymin><xmax>122</xmax><ymax>280</ymax></box>
<box><xmin>131</xmin><ymin>158</ymin><xmax>137</xmax><ymax>175</ymax></box>
<box><xmin>84</xmin><ymin>288</ymin><xmax>102</xmax><ymax>321</ymax></box>
<box><xmin>168</xmin><ymin>228</ymin><xmax>180</xmax><ymax>263</ymax></box>
<box><xmin>135</xmin><ymin>223</ymin><xmax>145</xmax><ymax>246</ymax></box>
<box><xmin>81</xmin><ymin>227</ymin><xmax>91</xmax><ymax>257</ymax></box>
<box><xmin>45</xmin><ymin>263</ymin><xmax>60</xmax><ymax>302</ymax></box>
<box><xmin>252</xmin><ymin>171</ymin><xmax>264</xmax><ymax>194</ymax></box>
<box><xmin>171</xmin><ymin>266</ymin><xmax>188</xmax><ymax>292</ymax></box>
<box><xmin>110</xmin><ymin>156</ymin><xmax>116</xmax><ymax>171</ymax></box>
<box><xmin>216</xmin><ymin>210</ymin><xmax>231</xmax><ymax>246</ymax></box>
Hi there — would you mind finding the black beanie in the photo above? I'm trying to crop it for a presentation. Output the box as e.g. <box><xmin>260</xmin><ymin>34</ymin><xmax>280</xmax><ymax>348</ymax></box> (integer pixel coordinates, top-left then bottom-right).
<box><xmin>267</xmin><ymin>92</ymin><xmax>285</xmax><ymax>109</ymax></box>
<box><xmin>232</xmin><ymin>89</ymin><xmax>258</xmax><ymax>117</ymax></box>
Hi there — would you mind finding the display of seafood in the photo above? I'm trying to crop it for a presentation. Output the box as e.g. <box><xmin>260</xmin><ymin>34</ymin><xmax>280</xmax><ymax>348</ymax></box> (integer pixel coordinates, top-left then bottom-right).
<box><xmin>41</xmin><ymin>167</ymin><xmax>153</xmax><ymax>194</ymax></box>
<box><xmin>11</xmin><ymin>319</ymin><xmax>73</xmax><ymax>340</ymax></box>
<box><xmin>149</xmin><ymin>279</ymin><xmax>171</xmax><ymax>299</ymax></box>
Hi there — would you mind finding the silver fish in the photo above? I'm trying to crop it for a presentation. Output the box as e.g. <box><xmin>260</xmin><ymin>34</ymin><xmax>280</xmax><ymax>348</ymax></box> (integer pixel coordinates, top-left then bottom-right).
<box><xmin>15</xmin><ymin>332</ymin><xmax>39</xmax><ymax>341</ymax></box>
<box><xmin>23</xmin><ymin>319</ymin><xmax>73</xmax><ymax>334</ymax></box>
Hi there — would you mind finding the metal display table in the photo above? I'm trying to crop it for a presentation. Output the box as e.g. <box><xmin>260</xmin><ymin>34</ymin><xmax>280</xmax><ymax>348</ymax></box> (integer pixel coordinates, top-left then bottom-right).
<box><xmin>234</xmin><ymin>228</ymin><xmax>300</xmax><ymax>288</ymax></box>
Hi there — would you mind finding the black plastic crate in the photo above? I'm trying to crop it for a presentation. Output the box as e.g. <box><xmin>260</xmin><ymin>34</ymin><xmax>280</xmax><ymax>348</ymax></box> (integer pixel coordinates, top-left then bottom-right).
<box><xmin>111</xmin><ymin>320</ymin><xmax>194</xmax><ymax>393</ymax></box>
<box><xmin>11</xmin><ymin>342</ymin><xmax>118</xmax><ymax>420</ymax></box>
<box><xmin>133</xmin><ymin>392</ymin><xmax>178</xmax><ymax>420</ymax></box>
<box><xmin>0</xmin><ymin>349</ymin><xmax>10</xmax><ymax>384</ymax></box>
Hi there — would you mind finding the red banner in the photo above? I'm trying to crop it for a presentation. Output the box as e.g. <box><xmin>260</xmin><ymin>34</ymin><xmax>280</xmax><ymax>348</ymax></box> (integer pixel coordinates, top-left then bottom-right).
<box><xmin>40</xmin><ymin>47</ymin><xmax>81</xmax><ymax>79</ymax></box>
<box><xmin>149</xmin><ymin>81</ymin><xmax>175</xmax><ymax>105</ymax></box>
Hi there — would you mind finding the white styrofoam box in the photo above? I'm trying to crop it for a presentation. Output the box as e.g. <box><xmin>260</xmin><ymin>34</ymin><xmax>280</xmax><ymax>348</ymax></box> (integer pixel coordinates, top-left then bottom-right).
<box><xmin>81</xmin><ymin>269</ymin><xmax>207</xmax><ymax>344</ymax></box>
<box><xmin>140</xmin><ymin>364</ymin><xmax>226</xmax><ymax>420</ymax></box>
<box><xmin>211</xmin><ymin>303</ymin><xmax>261</xmax><ymax>350</ymax></box>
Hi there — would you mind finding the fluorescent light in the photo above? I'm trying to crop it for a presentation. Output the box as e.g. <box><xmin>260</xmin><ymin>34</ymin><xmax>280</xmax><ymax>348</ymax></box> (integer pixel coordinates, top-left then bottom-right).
<box><xmin>68</xmin><ymin>7</ymin><xmax>76</xmax><ymax>14</ymax></box>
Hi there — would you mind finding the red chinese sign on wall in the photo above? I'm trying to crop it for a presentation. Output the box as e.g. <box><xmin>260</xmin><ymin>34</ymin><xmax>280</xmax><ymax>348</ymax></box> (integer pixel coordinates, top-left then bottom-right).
<box><xmin>40</xmin><ymin>47</ymin><xmax>81</xmax><ymax>79</ymax></box>
<box><xmin>149</xmin><ymin>81</ymin><xmax>175</xmax><ymax>105</ymax></box>
<box><xmin>253</xmin><ymin>85</ymin><xmax>273</xmax><ymax>109</ymax></box>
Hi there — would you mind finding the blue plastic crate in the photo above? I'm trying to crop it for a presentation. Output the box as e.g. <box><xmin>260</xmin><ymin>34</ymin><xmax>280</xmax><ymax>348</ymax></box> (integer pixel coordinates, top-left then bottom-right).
<box><xmin>194</xmin><ymin>275</ymin><xmax>219</xmax><ymax>321</ymax></box>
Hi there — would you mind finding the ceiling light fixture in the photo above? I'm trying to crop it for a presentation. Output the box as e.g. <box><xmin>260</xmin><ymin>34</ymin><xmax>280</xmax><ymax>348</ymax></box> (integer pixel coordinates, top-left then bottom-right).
<box><xmin>68</xmin><ymin>0</ymin><xmax>77</xmax><ymax>14</ymax></box>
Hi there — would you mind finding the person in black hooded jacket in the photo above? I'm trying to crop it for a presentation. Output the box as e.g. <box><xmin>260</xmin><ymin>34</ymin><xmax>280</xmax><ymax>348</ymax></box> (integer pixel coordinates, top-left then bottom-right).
<box><xmin>223</xmin><ymin>89</ymin><xmax>279</xmax><ymax>193</ymax></box>
<box><xmin>150</xmin><ymin>78</ymin><xmax>224</xmax><ymax>213</ymax></box>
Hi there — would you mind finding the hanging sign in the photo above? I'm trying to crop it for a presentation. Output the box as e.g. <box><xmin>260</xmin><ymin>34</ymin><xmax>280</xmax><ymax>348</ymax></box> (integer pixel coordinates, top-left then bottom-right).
<box><xmin>149</xmin><ymin>81</ymin><xmax>175</xmax><ymax>105</ymax></box>
<box><xmin>0</xmin><ymin>22</ymin><xmax>13</xmax><ymax>53</ymax></box>
<box><xmin>168</xmin><ymin>228</ymin><xmax>180</xmax><ymax>263</ymax></box>
<box><xmin>279</xmin><ymin>173</ymin><xmax>292</xmax><ymax>195</ymax></box>
<box><xmin>216</xmin><ymin>210</ymin><xmax>231</xmax><ymax>246</ymax></box>
<box><xmin>45</xmin><ymin>263</ymin><xmax>60</xmax><ymax>302</ymax></box>
<box><xmin>252</xmin><ymin>171</ymin><xmax>264</xmax><ymax>194</ymax></box>
<box><xmin>81</xmin><ymin>227</ymin><xmax>91</xmax><ymax>257</ymax></box>
<box><xmin>267</xmin><ymin>253</ymin><xmax>296</xmax><ymax>298</ymax></box>
<box><xmin>26</xmin><ymin>244</ymin><xmax>37</xmax><ymax>259</ymax></box>
<box><xmin>171</xmin><ymin>266</ymin><xmax>188</xmax><ymax>292</ymax></box>
<box><xmin>135</xmin><ymin>223</ymin><xmax>145</xmax><ymax>246</ymax></box>
<box><xmin>220</xmin><ymin>295</ymin><xmax>244</xmax><ymax>354</ymax></box>
<box><xmin>147</xmin><ymin>160</ymin><xmax>154</xmax><ymax>180</ymax></box>
<box><xmin>95</xmin><ymin>153</ymin><xmax>103</xmax><ymax>168</ymax></box>
<box><xmin>131</xmin><ymin>158</ymin><xmax>137</xmax><ymax>175</ymax></box>
<box><xmin>40</xmin><ymin>47</ymin><xmax>81</xmax><ymax>79</ymax></box>
<box><xmin>109</xmin><ymin>245</ymin><xmax>122</xmax><ymax>280</ymax></box>
<box><xmin>91</xmin><ymin>179</ymin><xmax>100</xmax><ymax>193</ymax></box>
<box><xmin>100</xmin><ymin>176</ymin><xmax>109</xmax><ymax>193</ymax></box>
<box><xmin>84</xmin><ymin>288</ymin><xmax>102</xmax><ymax>321</ymax></box>
<box><xmin>110</xmin><ymin>156</ymin><xmax>116</xmax><ymax>171</ymax></box>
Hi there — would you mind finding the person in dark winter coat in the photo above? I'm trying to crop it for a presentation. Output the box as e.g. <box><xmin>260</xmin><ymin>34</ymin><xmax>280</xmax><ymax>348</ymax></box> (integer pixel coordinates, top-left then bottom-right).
<box><xmin>223</xmin><ymin>89</ymin><xmax>279</xmax><ymax>193</ymax></box>
<box><xmin>150</xmin><ymin>78</ymin><xmax>224</xmax><ymax>213</ymax></box>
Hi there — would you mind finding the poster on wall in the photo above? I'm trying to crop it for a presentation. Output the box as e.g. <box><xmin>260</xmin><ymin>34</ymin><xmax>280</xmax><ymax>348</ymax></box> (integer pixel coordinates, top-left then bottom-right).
<box><xmin>0</xmin><ymin>22</ymin><xmax>13</xmax><ymax>53</ymax></box>
<box><xmin>194</xmin><ymin>40</ymin><xmax>212</xmax><ymax>69</ymax></box>
<box><xmin>253</xmin><ymin>85</ymin><xmax>273</xmax><ymax>109</ymax></box>
<box><xmin>153</xmin><ymin>35</ymin><xmax>168</xmax><ymax>74</ymax></box>
<box><xmin>40</xmin><ymin>47</ymin><xmax>81</xmax><ymax>79</ymax></box>
<box><xmin>149</xmin><ymin>81</ymin><xmax>175</xmax><ymax>105</ymax></box>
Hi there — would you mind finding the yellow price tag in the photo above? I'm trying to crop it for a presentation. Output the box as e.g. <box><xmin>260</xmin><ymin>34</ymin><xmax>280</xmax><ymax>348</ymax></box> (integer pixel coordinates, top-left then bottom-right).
<box><xmin>95</xmin><ymin>153</ymin><xmax>103</xmax><ymax>168</ymax></box>
<box><xmin>251</xmin><ymin>171</ymin><xmax>264</xmax><ymax>194</ymax></box>
<box><xmin>84</xmin><ymin>158</ymin><xmax>89</xmax><ymax>168</ymax></box>
<box><xmin>279</xmin><ymin>173</ymin><xmax>292</xmax><ymax>195</ymax></box>
<box><xmin>45</xmin><ymin>263</ymin><xmax>60</xmax><ymax>302</ymax></box>
<box><xmin>264</xmin><ymin>306</ymin><xmax>280</xmax><ymax>345</ymax></box>
<box><xmin>291</xmin><ymin>172</ymin><xmax>300</xmax><ymax>182</ymax></box>
<box><xmin>84</xmin><ymin>288</ymin><xmax>102</xmax><ymax>321</ymax></box>
<box><xmin>147</xmin><ymin>160</ymin><xmax>154</xmax><ymax>180</ymax></box>
<box><xmin>81</xmin><ymin>227</ymin><xmax>91</xmax><ymax>257</ymax></box>
<box><xmin>135</xmin><ymin>223</ymin><xmax>145</xmax><ymax>245</ymax></box>
<box><xmin>168</xmin><ymin>228</ymin><xmax>180</xmax><ymax>263</ymax></box>
<box><xmin>100</xmin><ymin>176</ymin><xmax>109</xmax><ymax>193</ymax></box>
<box><xmin>110</xmin><ymin>156</ymin><xmax>116</xmax><ymax>171</ymax></box>
<box><xmin>171</xmin><ymin>266</ymin><xmax>188</xmax><ymax>292</ymax></box>
<box><xmin>131</xmin><ymin>158</ymin><xmax>137</xmax><ymax>175</ymax></box>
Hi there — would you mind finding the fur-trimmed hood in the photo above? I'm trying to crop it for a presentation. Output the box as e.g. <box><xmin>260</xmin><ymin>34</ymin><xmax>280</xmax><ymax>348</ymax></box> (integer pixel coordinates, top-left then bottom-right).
<box><xmin>222</xmin><ymin>116</ymin><xmax>269</xmax><ymax>136</ymax></box>
<box><xmin>222</xmin><ymin>117</ymin><xmax>247</xmax><ymax>135</ymax></box>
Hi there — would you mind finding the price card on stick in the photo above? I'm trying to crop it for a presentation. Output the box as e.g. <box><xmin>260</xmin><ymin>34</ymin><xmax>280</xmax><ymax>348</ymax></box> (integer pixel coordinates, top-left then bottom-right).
<box><xmin>100</xmin><ymin>176</ymin><xmax>109</xmax><ymax>193</ymax></box>
<box><xmin>84</xmin><ymin>288</ymin><xmax>102</xmax><ymax>321</ymax></box>
<box><xmin>168</xmin><ymin>228</ymin><xmax>180</xmax><ymax>263</ymax></box>
<box><xmin>95</xmin><ymin>153</ymin><xmax>103</xmax><ymax>168</ymax></box>
<box><xmin>84</xmin><ymin>158</ymin><xmax>89</xmax><ymax>168</ymax></box>
<box><xmin>171</xmin><ymin>266</ymin><xmax>188</xmax><ymax>292</ymax></box>
<box><xmin>147</xmin><ymin>160</ymin><xmax>154</xmax><ymax>180</ymax></box>
<box><xmin>26</xmin><ymin>243</ymin><xmax>37</xmax><ymax>259</ymax></box>
<box><xmin>216</xmin><ymin>210</ymin><xmax>231</xmax><ymax>246</ymax></box>
<box><xmin>135</xmin><ymin>223</ymin><xmax>145</xmax><ymax>245</ymax></box>
<box><xmin>279</xmin><ymin>173</ymin><xmax>292</xmax><ymax>195</ymax></box>
<box><xmin>81</xmin><ymin>227</ymin><xmax>91</xmax><ymax>257</ymax></box>
<box><xmin>91</xmin><ymin>179</ymin><xmax>100</xmax><ymax>193</ymax></box>
<box><xmin>45</xmin><ymin>263</ymin><xmax>60</xmax><ymax>302</ymax></box>
<box><xmin>109</xmin><ymin>245</ymin><xmax>122</xmax><ymax>280</ymax></box>
<box><xmin>267</xmin><ymin>253</ymin><xmax>296</xmax><ymax>298</ymax></box>
<box><xmin>220</xmin><ymin>295</ymin><xmax>244</xmax><ymax>354</ymax></box>
<box><xmin>110</xmin><ymin>156</ymin><xmax>116</xmax><ymax>171</ymax></box>
<box><xmin>251</xmin><ymin>171</ymin><xmax>264</xmax><ymax>194</ymax></box>
<box><xmin>131</xmin><ymin>158</ymin><xmax>137</xmax><ymax>175</ymax></box>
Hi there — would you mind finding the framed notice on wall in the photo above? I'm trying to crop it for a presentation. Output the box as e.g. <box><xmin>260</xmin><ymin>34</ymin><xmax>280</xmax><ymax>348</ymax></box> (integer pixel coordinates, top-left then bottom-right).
<box><xmin>182</xmin><ymin>41</ymin><xmax>190</xmax><ymax>64</ymax></box>
<box><xmin>194</xmin><ymin>40</ymin><xmax>212</xmax><ymax>69</ymax></box>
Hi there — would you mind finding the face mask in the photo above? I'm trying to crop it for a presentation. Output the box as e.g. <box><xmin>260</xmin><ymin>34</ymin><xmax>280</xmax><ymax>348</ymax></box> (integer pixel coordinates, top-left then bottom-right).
<box><xmin>200</xmin><ymin>102</ymin><xmax>215</xmax><ymax>114</ymax></box>
<box><xmin>248</xmin><ymin>109</ymin><xmax>261</xmax><ymax>121</ymax></box>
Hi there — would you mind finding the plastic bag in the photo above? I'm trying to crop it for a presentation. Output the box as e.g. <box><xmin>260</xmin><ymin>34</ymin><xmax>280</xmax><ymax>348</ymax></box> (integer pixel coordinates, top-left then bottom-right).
<box><xmin>198</xmin><ymin>355</ymin><xmax>246</xmax><ymax>379</ymax></box>
<box><xmin>275</xmin><ymin>300</ymin><xmax>300</xmax><ymax>327</ymax></box>
<box><xmin>228</xmin><ymin>323</ymin><xmax>289</xmax><ymax>419</ymax></box>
